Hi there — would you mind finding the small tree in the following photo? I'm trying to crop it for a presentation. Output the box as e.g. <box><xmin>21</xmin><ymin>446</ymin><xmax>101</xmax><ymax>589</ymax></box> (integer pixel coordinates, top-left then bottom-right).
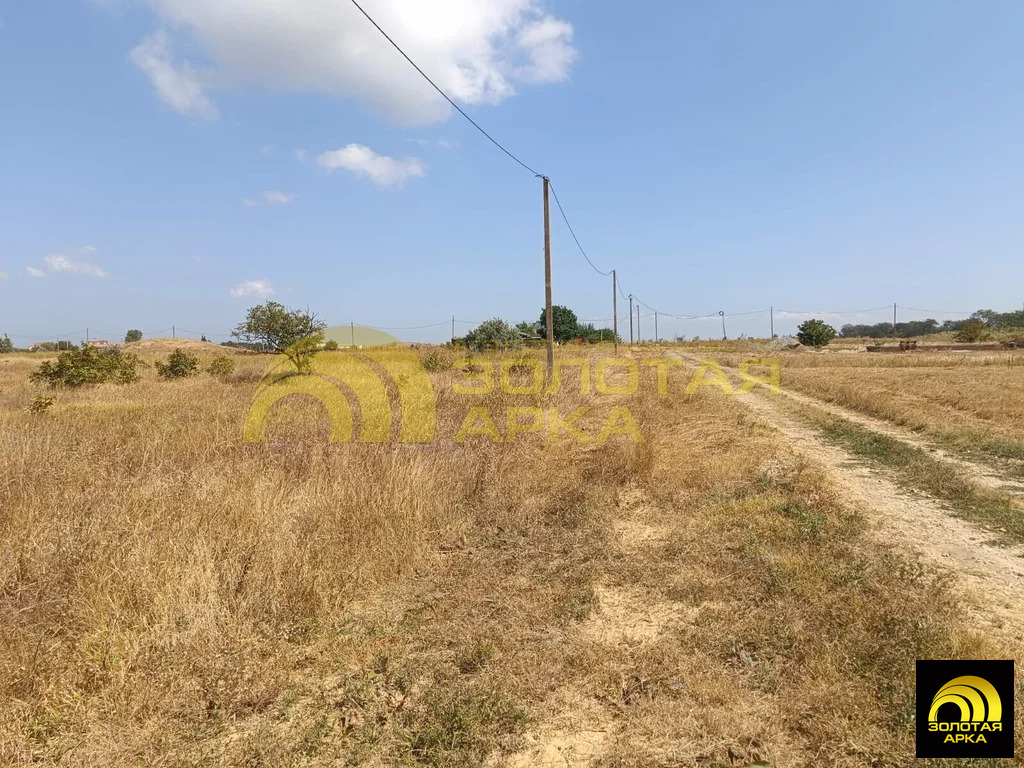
<box><xmin>124</xmin><ymin>329</ymin><xmax>143</xmax><ymax>343</ymax></box>
<box><xmin>538</xmin><ymin>305</ymin><xmax>580</xmax><ymax>342</ymax></box>
<box><xmin>323</xmin><ymin>339</ymin><xmax>340</xmax><ymax>351</ymax></box>
<box><xmin>0</xmin><ymin>334</ymin><xmax>12</xmax><ymax>354</ymax></box>
<box><xmin>31</xmin><ymin>346</ymin><xmax>141</xmax><ymax>388</ymax></box>
<box><xmin>233</xmin><ymin>301</ymin><xmax>326</xmax><ymax>371</ymax></box>
<box><xmin>206</xmin><ymin>354</ymin><xmax>236</xmax><ymax>377</ymax></box>
<box><xmin>796</xmin><ymin>318</ymin><xmax>837</xmax><ymax>348</ymax></box>
<box><xmin>155</xmin><ymin>349</ymin><xmax>200</xmax><ymax>379</ymax></box>
<box><xmin>955</xmin><ymin>319</ymin><xmax>989</xmax><ymax>343</ymax></box>
<box><xmin>465</xmin><ymin>318</ymin><xmax>518</xmax><ymax>349</ymax></box>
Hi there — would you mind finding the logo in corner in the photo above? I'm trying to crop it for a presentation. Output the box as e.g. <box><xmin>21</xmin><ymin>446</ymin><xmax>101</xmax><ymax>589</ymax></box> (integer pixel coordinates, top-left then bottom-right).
<box><xmin>243</xmin><ymin>326</ymin><xmax>436</xmax><ymax>444</ymax></box>
<box><xmin>917</xmin><ymin>659</ymin><xmax>1014</xmax><ymax>758</ymax></box>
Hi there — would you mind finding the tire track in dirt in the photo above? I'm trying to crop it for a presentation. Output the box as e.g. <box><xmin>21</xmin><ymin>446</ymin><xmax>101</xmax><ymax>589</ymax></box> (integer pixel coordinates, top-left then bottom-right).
<box><xmin>746</xmin><ymin>390</ymin><xmax>1024</xmax><ymax>642</ymax></box>
<box><xmin>772</xmin><ymin>383</ymin><xmax>1024</xmax><ymax>498</ymax></box>
<box><xmin>676</xmin><ymin>352</ymin><xmax>1024</xmax><ymax>643</ymax></box>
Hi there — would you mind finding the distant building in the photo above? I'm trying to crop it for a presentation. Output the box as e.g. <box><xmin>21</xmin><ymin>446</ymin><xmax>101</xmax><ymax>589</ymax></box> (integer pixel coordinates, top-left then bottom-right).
<box><xmin>85</xmin><ymin>340</ymin><xmax>113</xmax><ymax>348</ymax></box>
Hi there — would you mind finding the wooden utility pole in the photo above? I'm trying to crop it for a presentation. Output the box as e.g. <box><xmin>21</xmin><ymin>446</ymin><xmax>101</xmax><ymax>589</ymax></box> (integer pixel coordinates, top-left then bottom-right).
<box><xmin>655</xmin><ymin>312</ymin><xmax>659</xmax><ymax>343</ymax></box>
<box><xmin>636</xmin><ymin>306</ymin><xmax>641</xmax><ymax>343</ymax></box>
<box><xmin>350</xmin><ymin>321</ymin><xmax>355</xmax><ymax>347</ymax></box>
<box><xmin>612</xmin><ymin>270</ymin><xmax>618</xmax><ymax>355</ymax></box>
<box><xmin>892</xmin><ymin>303</ymin><xmax>897</xmax><ymax>337</ymax></box>
<box><xmin>720</xmin><ymin>311</ymin><xmax>727</xmax><ymax>340</ymax></box>
<box><xmin>543</xmin><ymin>177</ymin><xmax>554</xmax><ymax>374</ymax></box>
<box><xmin>628</xmin><ymin>295</ymin><xmax>634</xmax><ymax>346</ymax></box>
<box><xmin>451</xmin><ymin>315</ymin><xmax>455</xmax><ymax>343</ymax></box>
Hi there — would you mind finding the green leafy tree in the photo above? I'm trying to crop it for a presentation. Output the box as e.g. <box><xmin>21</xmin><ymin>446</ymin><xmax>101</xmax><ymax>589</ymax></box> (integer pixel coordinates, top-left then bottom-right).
<box><xmin>124</xmin><ymin>329</ymin><xmax>143</xmax><ymax>343</ymax></box>
<box><xmin>796</xmin><ymin>318</ymin><xmax>837</xmax><ymax>348</ymax></box>
<box><xmin>465</xmin><ymin>318</ymin><xmax>518</xmax><ymax>349</ymax></box>
<box><xmin>514</xmin><ymin>320</ymin><xmax>540</xmax><ymax>337</ymax></box>
<box><xmin>31</xmin><ymin>346</ymin><xmax>141</xmax><ymax>388</ymax></box>
<box><xmin>955</xmin><ymin>319</ymin><xmax>989</xmax><ymax>343</ymax></box>
<box><xmin>0</xmin><ymin>334</ymin><xmax>13</xmax><ymax>354</ymax></box>
<box><xmin>206</xmin><ymin>354</ymin><xmax>236</xmax><ymax>377</ymax></box>
<box><xmin>323</xmin><ymin>339</ymin><xmax>340</xmax><ymax>351</ymax></box>
<box><xmin>232</xmin><ymin>301</ymin><xmax>326</xmax><ymax>371</ymax></box>
<box><xmin>538</xmin><ymin>305</ymin><xmax>580</xmax><ymax>342</ymax></box>
<box><xmin>155</xmin><ymin>349</ymin><xmax>200</xmax><ymax>379</ymax></box>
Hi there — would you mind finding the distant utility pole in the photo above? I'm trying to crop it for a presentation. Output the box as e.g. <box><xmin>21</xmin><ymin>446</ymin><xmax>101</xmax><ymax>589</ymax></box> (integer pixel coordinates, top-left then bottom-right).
<box><xmin>893</xmin><ymin>303</ymin><xmax>898</xmax><ymax>337</ymax></box>
<box><xmin>612</xmin><ymin>270</ymin><xmax>618</xmax><ymax>355</ymax></box>
<box><xmin>86</xmin><ymin>328</ymin><xmax>89</xmax><ymax>344</ymax></box>
<box><xmin>636</xmin><ymin>306</ymin><xmax>641</xmax><ymax>343</ymax></box>
<box><xmin>720</xmin><ymin>311</ymin><xmax>727</xmax><ymax>340</ymax></box>
<box><xmin>628</xmin><ymin>295</ymin><xmax>634</xmax><ymax>346</ymax></box>
<box><xmin>543</xmin><ymin>176</ymin><xmax>554</xmax><ymax>374</ymax></box>
<box><xmin>770</xmin><ymin>306</ymin><xmax>774</xmax><ymax>339</ymax></box>
<box><xmin>350</xmin><ymin>321</ymin><xmax>355</xmax><ymax>347</ymax></box>
<box><xmin>172</xmin><ymin>325</ymin><xmax>175</xmax><ymax>339</ymax></box>
<box><xmin>451</xmin><ymin>315</ymin><xmax>455</xmax><ymax>342</ymax></box>
<box><xmin>655</xmin><ymin>311</ymin><xmax>659</xmax><ymax>343</ymax></box>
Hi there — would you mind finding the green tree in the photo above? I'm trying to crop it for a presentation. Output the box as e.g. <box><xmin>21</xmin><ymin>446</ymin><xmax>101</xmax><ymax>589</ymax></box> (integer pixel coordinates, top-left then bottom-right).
<box><xmin>206</xmin><ymin>354</ymin><xmax>236</xmax><ymax>377</ymax></box>
<box><xmin>232</xmin><ymin>301</ymin><xmax>326</xmax><ymax>371</ymax></box>
<box><xmin>124</xmin><ymin>329</ymin><xmax>143</xmax><ymax>343</ymax></box>
<box><xmin>323</xmin><ymin>339</ymin><xmax>340</xmax><ymax>351</ymax></box>
<box><xmin>514</xmin><ymin>320</ymin><xmax>540</xmax><ymax>337</ymax></box>
<box><xmin>31</xmin><ymin>346</ymin><xmax>141</xmax><ymax>388</ymax></box>
<box><xmin>155</xmin><ymin>349</ymin><xmax>200</xmax><ymax>379</ymax></box>
<box><xmin>465</xmin><ymin>318</ymin><xmax>518</xmax><ymax>349</ymax></box>
<box><xmin>955</xmin><ymin>319</ymin><xmax>989</xmax><ymax>343</ymax></box>
<box><xmin>796</xmin><ymin>318</ymin><xmax>837</xmax><ymax>348</ymax></box>
<box><xmin>538</xmin><ymin>305</ymin><xmax>580</xmax><ymax>342</ymax></box>
<box><xmin>0</xmin><ymin>334</ymin><xmax>13</xmax><ymax>354</ymax></box>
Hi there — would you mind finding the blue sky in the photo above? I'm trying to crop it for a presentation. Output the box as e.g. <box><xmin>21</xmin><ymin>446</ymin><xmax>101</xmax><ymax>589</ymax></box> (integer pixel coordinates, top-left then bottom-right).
<box><xmin>2</xmin><ymin>0</ymin><xmax>1023</xmax><ymax>344</ymax></box>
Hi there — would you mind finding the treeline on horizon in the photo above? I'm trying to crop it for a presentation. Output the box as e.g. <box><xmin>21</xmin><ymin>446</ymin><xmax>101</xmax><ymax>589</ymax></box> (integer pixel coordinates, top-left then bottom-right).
<box><xmin>840</xmin><ymin>308</ymin><xmax>1024</xmax><ymax>338</ymax></box>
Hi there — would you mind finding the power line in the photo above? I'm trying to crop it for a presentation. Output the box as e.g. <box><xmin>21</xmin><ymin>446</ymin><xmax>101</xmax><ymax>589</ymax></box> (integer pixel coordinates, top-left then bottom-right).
<box><xmin>547</xmin><ymin>180</ymin><xmax>611</xmax><ymax>276</ymax></box>
<box><xmin>347</xmin><ymin>0</ymin><xmax>541</xmax><ymax>178</ymax></box>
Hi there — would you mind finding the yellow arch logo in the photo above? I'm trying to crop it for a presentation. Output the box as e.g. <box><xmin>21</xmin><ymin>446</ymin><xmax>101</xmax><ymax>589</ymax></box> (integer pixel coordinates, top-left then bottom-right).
<box><xmin>243</xmin><ymin>331</ymin><xmax>435</xmax><ymax>444</ymax></box>
<box><xmin>929</xmin><ymin>676</ymin><xmax>1002</xmax><ymax>723</ymax></box>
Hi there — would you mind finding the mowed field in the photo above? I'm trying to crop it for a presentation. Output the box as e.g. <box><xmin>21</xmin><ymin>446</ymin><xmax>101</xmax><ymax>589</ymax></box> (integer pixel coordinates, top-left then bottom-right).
<box><xmin>1</xmin><ymin>342</ymin><xmax>1022</xmax><ymax>766</ymax></box>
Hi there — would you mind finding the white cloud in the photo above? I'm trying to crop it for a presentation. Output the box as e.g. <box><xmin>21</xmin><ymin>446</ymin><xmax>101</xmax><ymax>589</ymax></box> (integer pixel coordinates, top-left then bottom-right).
<box><xmin>25</xmin><ymin>247</ymin><xmax>106</xmax><ymax>279</ymax></box>
<box><xmin>130</xmin><ymin>30</ymin><xmax>218</xmax><ymax>119</ymax></box>
<box><xmin>43</xmin><ymin>248</ymin><xmax>107</xmax><ymax>278</ymax></box>
<box><xmin>261</xmin><ymin>190</ymin><xmax>293</xmax><ymax>205</ymax></box>
<box><xmin>317</xmin><ymin>143</ymin><xmax>424</xmax><ymax>188</ymax></box>
<box><xmin>231</xmin><ymin>279</ymin><xmax>275</xmax><ymax>298</ymax></box>
<box><xmin>243</xmin><ymin>191</ymin><xmax>295</xmax><ymax>206</ymax></box>
<box><xmin>131</xmin><ymin>0</ymin><xmax>576</xmax><ymax>125</ymax></box>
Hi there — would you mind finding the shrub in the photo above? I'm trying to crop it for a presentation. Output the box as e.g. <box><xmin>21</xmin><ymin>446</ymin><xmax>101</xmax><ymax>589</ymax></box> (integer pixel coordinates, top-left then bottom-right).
<box><xmin>797</xmin><ymin>319</ymin><xmax>838</xmax><ymax>348</ymax></box>
<box><xmin>955</xmin><ymin>319</ymin><xmax>990</xmax><ymax>343</ymax></box>
<box><xmin>0</xmin><ymin>334</ymin><xmax>12</xmax><ymax>354</ymax></box>
<box><xmin>155</xmin><ymin>349</ymin><xmax>200</xmax><ymax>380</ymax></box>
<box><xmin>31</xmin><ymin>346</ymin><xmax>141</xmax><ymax>388</ymax></box>
<box><xmin>323</xmin><ymin>339</ymin><xmax>340</xmax><ymax>351</ymax></box>
<box><xmin>422</xmin><ymin>348</ymin><xmax>454</xmax><ymax>372</ymax></box>
<box><xmin>124</xmin><ymin>329</ymin><xmax>143</xmax><ymax>343</ymax></box>
<box><xmin>206</xmin><ymin>355</ymin><xmax>236</xmax><ymax>377</ymax></box>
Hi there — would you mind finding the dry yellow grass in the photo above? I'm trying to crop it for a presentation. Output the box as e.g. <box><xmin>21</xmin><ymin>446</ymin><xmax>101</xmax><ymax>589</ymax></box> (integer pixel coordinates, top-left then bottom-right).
<box><xmin>767</xmin><ymin>350</ymin><xmax>1024</xmax><ymax>472</ymax></box>
<box><xmin>0</xmin><ymin>345</ymin><xmax>1017</xmax><ymax>765</ymax></box>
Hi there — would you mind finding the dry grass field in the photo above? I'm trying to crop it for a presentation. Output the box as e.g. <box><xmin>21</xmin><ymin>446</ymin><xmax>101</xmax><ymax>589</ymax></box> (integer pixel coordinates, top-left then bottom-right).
<box><xmin>775</xmin><ymin>349</ymin><xmax>1024</xmax><ymax>472</ymax></box>
<box><xmin>1</xmin><ymin>342</ymin><xmax>1021</xmax><ymax>766</ymax></box>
